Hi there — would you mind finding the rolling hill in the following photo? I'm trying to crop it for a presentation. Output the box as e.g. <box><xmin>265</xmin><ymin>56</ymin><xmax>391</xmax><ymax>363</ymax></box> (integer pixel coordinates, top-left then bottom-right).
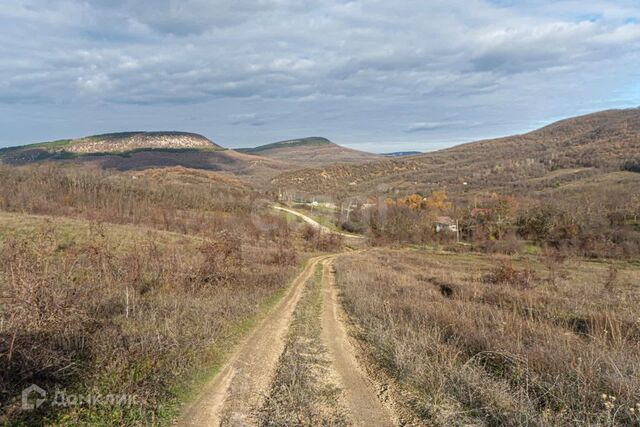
<box><xmin>64</xmin><ymin>131</ymin><xmax>221</xmax><ymax>153</ymax></box>
<box><xmin>270</xmin><ymin>108</ymin><xmax>640</xmax><ymax>199</ymax></box>
<box><xmin>237</xmin><ymin>137</ymin><xmax>382</xmax><ymax>166</ymax></box>
<box><xmin>0</xmin><ymin>131</ymin><xmax>292</xmax><ymax>182</ymax></box>
<box><xmin>2</xmin><ymin>131</ymin><xmax>221</xmax><ymax>155</ymax></box>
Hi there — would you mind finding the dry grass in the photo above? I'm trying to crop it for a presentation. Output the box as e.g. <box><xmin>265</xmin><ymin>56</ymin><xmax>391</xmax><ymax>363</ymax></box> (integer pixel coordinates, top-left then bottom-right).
<box><xmin>0</xmin><ymin>163</ymin><xmax>311</xmax><ymax>425</ymax></box>
<box><xmin>301</xmin><ymin>224</ymin><xmax>344</xmax><ymax>252</ymax></box>
<box><xmin>334</xmin><ymin>249</ymin><xmax>640</xmax><ymax>426</ymax></box>
<box><xmin>257</xmin><ymin>266</ymin><xmax>348</xmax><ymax>426</ymax></box>
<box><xmin>272</xmin><ymin>108</ymin><xmax>640</xmax><ymax>199</ymax></box>
<box><xmin>0</xmin><ymin>215</ymin><xmax>303</xmax><ymax>425</ymax></box>
<box><xmin>0</xmin><ymin>163</ymin><xmax>253</xmax><ymax>227</ymax></box>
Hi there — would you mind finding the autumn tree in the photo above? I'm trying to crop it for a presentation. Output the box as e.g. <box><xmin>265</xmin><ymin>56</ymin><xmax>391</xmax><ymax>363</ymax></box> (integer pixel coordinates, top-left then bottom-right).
<box><xmin>424</xmin><ymin>190</ymin><xmax>452</xmax><ymax>213</ymax></box>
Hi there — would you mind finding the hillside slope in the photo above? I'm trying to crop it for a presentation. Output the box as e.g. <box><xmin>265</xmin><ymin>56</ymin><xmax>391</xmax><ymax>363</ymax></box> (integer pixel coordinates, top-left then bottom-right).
<box><xmin>1</xmin><ymin>131</ymin><xmax>221</xmax><ymax>155</ymax></box>
<box><xmin>271</xmin><ymin>108</ymin><xmax>640</xmax><ymax>198</ymax></box>
<box><xmin>237</xmin><ymin>137</ymin><xmax>382</xmax><ymax>166</ymax></box>
<box><xmin>66</xmin><ymin>131</ymin><xmax>221</xmax><ymax>153</ymax></box>
<box><xmin>0</xmin><ymin>132</ymin><xmax>293</xmax><ymax>182</ymax></box>
<box><xmin>94</xmin><ymin>149</ymin><xmax>292</xmax><ymax>181</ymax></box>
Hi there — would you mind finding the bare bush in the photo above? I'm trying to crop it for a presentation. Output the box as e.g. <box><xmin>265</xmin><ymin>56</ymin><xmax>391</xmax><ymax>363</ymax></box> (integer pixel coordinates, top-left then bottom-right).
<box><xmin>196</xmin><ymin>231</ymin><xmax>243</xmax><ymax>287</ymax></box>
<box><xmin>0</xmin><ymin>197</ymin><xmax>299</xmax><ymax>424</ymax></box>
<box><xmin>301</xmin><ymin>225</ymin><xmax>344</xmax><ymax>252</ymax></box>
<box><xmin>483</xmin><ymin>259</ymin><xmax>538</xmax><ymax>290</ymax></box>
<box><xmin>334</xmin><ymin>250</ymin><xmax>640</xmax><ymax>425</ymax></box>
<box><xmin>604</xmin><ymin>262</ymin><xmax>619</xmax><ymax>292</ymax></box>
<box><xmin>542</xmin><ymin>247</ymin><xmax>568</xmax><ymax>287</ymax></box>
<box><xmin>269</xmin><ymin>238</ymin><xmax>299</xmax><ymax>266</ymax></box>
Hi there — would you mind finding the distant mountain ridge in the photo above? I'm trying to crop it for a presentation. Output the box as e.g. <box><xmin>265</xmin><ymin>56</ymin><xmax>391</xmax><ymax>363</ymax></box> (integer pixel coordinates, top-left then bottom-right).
<box><xmin>0</xmin><ymin>131</ymin><xmax>295</xmax><ymax>182</ymax></box>
<box><xmin>270</xmin><ymin>108</ymin><xmax>640</xmax><ymax>197</ymax></box>
<box><xmin>383</xmin><ymin>151</ymin><xmax>422</xmax><ymax>157</ymax></box>
<box><xmin>4</xmin><ymin>108</ymin><xmax>637</xmax><ymax>194</ymax></box>
<box><xmin>237</xmin><ymin>136</ymin><xmax>382</xmax><ymax>166</ymax></box>
<box><xmin>47</xmin><ymin>131</ymin><xmax>219</xmax><ymax>154</ymax></box>
<box><xmin>237</xmin><ymin>137</ymin><xmax>332</xmax><ymax>153</ymax></box>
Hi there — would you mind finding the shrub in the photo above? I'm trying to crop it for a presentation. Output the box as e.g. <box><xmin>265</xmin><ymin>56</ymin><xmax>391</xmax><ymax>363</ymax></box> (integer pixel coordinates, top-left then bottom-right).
<box><xmin>621</xmin><ymin>159</ymin><xmax>640</xmax><ymax>173</ymax></box>
<box><xmin>196</xmin><ymin>231</ymin><xmax>243</xmax><ymax>287</ymax></box>
<box><xmin>301</xmin><ymin>225</ymin><xmax>344</xmax><ymax>252</ymax></box>
<box><xmin>483</xmin><ymin>259</ymin><xmax>537</xmax><ymax>289</ymax></box>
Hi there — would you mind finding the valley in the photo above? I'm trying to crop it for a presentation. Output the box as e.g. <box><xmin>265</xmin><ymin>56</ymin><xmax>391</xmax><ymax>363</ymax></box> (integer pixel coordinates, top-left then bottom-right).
<box><xmin>1</xmin><ymin>107</ymin><xmax>639</xmax><ymax>426</ymax></box>
<box><xmin>3</xmin><ymin>1</ymin><xmax>639</xmax><ymax>425</ymax></box>
<box><xmin>270</xmin><ymin>108</ymin><xmax>640</xmax><ymax>200</ymax></box>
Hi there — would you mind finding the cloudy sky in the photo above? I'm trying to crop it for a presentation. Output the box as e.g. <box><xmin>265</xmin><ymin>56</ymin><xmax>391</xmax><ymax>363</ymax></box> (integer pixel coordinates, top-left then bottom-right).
<box><xmin>1</xmin><ymin>0</ymin><xmax>639</xmax><ymax>152</ymax></box>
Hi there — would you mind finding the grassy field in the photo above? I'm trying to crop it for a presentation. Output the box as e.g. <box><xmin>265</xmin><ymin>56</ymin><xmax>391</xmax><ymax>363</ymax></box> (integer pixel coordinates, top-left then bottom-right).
<box><xmin>290</xmin><ymin>203</ymin><xmax>343</xmax><ymax>231</ymax></box>
<box><xmin>1</xmin><ymin>156</ymin><xmax>638</xmax><ymax>426</ymax></box>
<box><xmin>334</xmin><ymin>249</ymin><xmax>640</xmax><ymax>426</ymax></box>
<box><xmin>0</xmin><ymin>164</ymin><xmax>308</xmax><ymax>425</ymax></box>
<box><xmin>0</xmin><ymin>213</ymin><xmax>304</xmax><ymax>425</ymax></box>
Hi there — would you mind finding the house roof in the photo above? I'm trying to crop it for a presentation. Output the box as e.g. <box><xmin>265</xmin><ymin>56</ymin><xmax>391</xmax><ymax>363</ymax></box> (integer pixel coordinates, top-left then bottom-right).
<box><xmin>436</xmin><ymin>216</ymin><xmax>455</xmax><ymax>224</ymax></box>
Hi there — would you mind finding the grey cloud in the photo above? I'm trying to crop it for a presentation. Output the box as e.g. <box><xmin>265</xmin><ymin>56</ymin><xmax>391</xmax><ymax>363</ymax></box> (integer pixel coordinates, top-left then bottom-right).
<box><xmin>228</xmin><ymin>114</ymin><xmax>268</xmax><ymax>127</ymax></box>
<box><xmin>5</xmin><ymin>0</ymin><xmax>639</xmax><ymax>104</ymax></box>
<box><xmin>83</xmin><ymin>0</ymin><xmax>326</xmax><ymax>36</ymax></box>
<box><xmin>0</xmin><ymin>0</ymin><xmax>638</xmax><ymax>149</ymax></box>
<box><xmin>405</xmin><ymin>121</ymin><xmax>468</xmax><ymax>133</ymax></box>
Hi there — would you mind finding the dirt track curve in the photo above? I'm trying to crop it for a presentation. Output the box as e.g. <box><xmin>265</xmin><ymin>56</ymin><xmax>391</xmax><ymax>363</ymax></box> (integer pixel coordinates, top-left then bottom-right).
<box><xmin>270</xmin><ymin>205</ymin><xmax>364</xmax><ymax>239</ymax></box>
<box><xmin>177</xmin><ymin>253</ymin><xmax>396</xmax><ymax>426</ymax></box>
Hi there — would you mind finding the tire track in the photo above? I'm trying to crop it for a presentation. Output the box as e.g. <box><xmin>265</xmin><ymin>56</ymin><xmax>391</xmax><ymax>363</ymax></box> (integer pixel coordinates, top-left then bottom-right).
<box><xmin>178</xmin><ymin>254</ymin><xmax>332</xmax><ymax>427</ymax></box>
<box><xmin>320</xmin><ymin>258</ymin><xmax>396</xmax><ymax>426</ymax></box>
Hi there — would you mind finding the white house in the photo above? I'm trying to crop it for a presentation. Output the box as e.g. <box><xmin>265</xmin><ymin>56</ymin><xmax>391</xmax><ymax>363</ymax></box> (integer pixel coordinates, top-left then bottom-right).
<box><xmin>435</xmin><ymin>216</ymin><xmax>458</xmax><ymax>233</ymax></box>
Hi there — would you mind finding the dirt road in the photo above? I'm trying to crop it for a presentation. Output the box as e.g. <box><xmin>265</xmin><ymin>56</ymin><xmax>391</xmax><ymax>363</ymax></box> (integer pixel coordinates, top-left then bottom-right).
<box><xmin>320</xmin><ymin>258</ymin><xmax>396</xmax><ymax>426</ymax></box>
<box><xmin>178</xmin><ymin>255</ymin><xmax>331</xmax><ymax>426</ymax></box>
<box><xmin>177</xmin><ymin>253</ymin><xmax>396</xmax><ymax>426</ymax></box>
<box><xmin>270</xmin><ymin>205</ymin><xmax>364</xmax><ymax>239</ymax></box>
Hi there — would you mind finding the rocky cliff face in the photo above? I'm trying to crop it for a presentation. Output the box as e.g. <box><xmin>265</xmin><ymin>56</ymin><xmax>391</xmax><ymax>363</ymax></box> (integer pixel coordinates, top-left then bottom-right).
<box><xmin>66</xmin><ymin>132</ymin><xmax>218</xmax><ymax>153</ymax></box>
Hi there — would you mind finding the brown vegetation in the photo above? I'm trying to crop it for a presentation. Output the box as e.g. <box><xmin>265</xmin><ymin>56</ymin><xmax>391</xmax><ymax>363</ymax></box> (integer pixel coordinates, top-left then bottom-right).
<box><xmin>258</xmin><ymin>266</ymin><xmax>348</xmax><ymax>426</ymax></box>
<box><xmin>0</xmin><ymin>145</ymin><xmax>293</xmax><ymax>184</ymax></box>
<box><xmin>0</xmin><ymin>164</ymin><xmax>254</xmax><ymax>231</ymax></box>
<box><xmin>301</xmin><ymin>224</ymin><xmax>344</xmax><ymax>252</ymax></box>
<box><xmin>1</xmin><ymin>107</ymin><xmax>639</xmax><ymax>425</ymax></box>
<box><xmin>0</xmin><ymin>163</ymin><xmax>311</xmax><ymax>425</ymax></box>
<box><xmin>271</xmin><ymin>108</ymin><xmax>640</xmax><ymax>201</ymax></box>
<box><xmin>242</xmin><ymin>137</ymin><xmax>382</xmax><ymax>167</ymax></box>
<box><xmin>334</xmin><ymin>249</ymin><xmax>640</xmax><ymax>426</ymax></box>
<box><xmin>339</xmin><ymin>188</ymin><xmax>640</xmax><ymax>258</ymax></box>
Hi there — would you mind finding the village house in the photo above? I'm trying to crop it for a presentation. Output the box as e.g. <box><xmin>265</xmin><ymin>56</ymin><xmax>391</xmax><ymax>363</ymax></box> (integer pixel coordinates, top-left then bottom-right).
<box><xmin>435</xmin><ymin>216</ymin><xmax>458</xmax><ymax>233</ymax></box>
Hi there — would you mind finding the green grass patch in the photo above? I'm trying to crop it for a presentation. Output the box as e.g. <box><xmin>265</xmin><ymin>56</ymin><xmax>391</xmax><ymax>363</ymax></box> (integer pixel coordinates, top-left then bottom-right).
<box><xmin>525</xmin><ymin>241</ymin><xmax>542</xmax><ymax>255</ymax></box>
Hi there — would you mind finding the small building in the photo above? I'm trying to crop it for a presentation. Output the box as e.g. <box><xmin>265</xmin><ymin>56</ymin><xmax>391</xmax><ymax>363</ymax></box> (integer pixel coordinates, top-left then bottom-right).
<box><xmin>435</xmin><ymin>216</ymin><xmax>458</xmax><ymax>233</ymax></box>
